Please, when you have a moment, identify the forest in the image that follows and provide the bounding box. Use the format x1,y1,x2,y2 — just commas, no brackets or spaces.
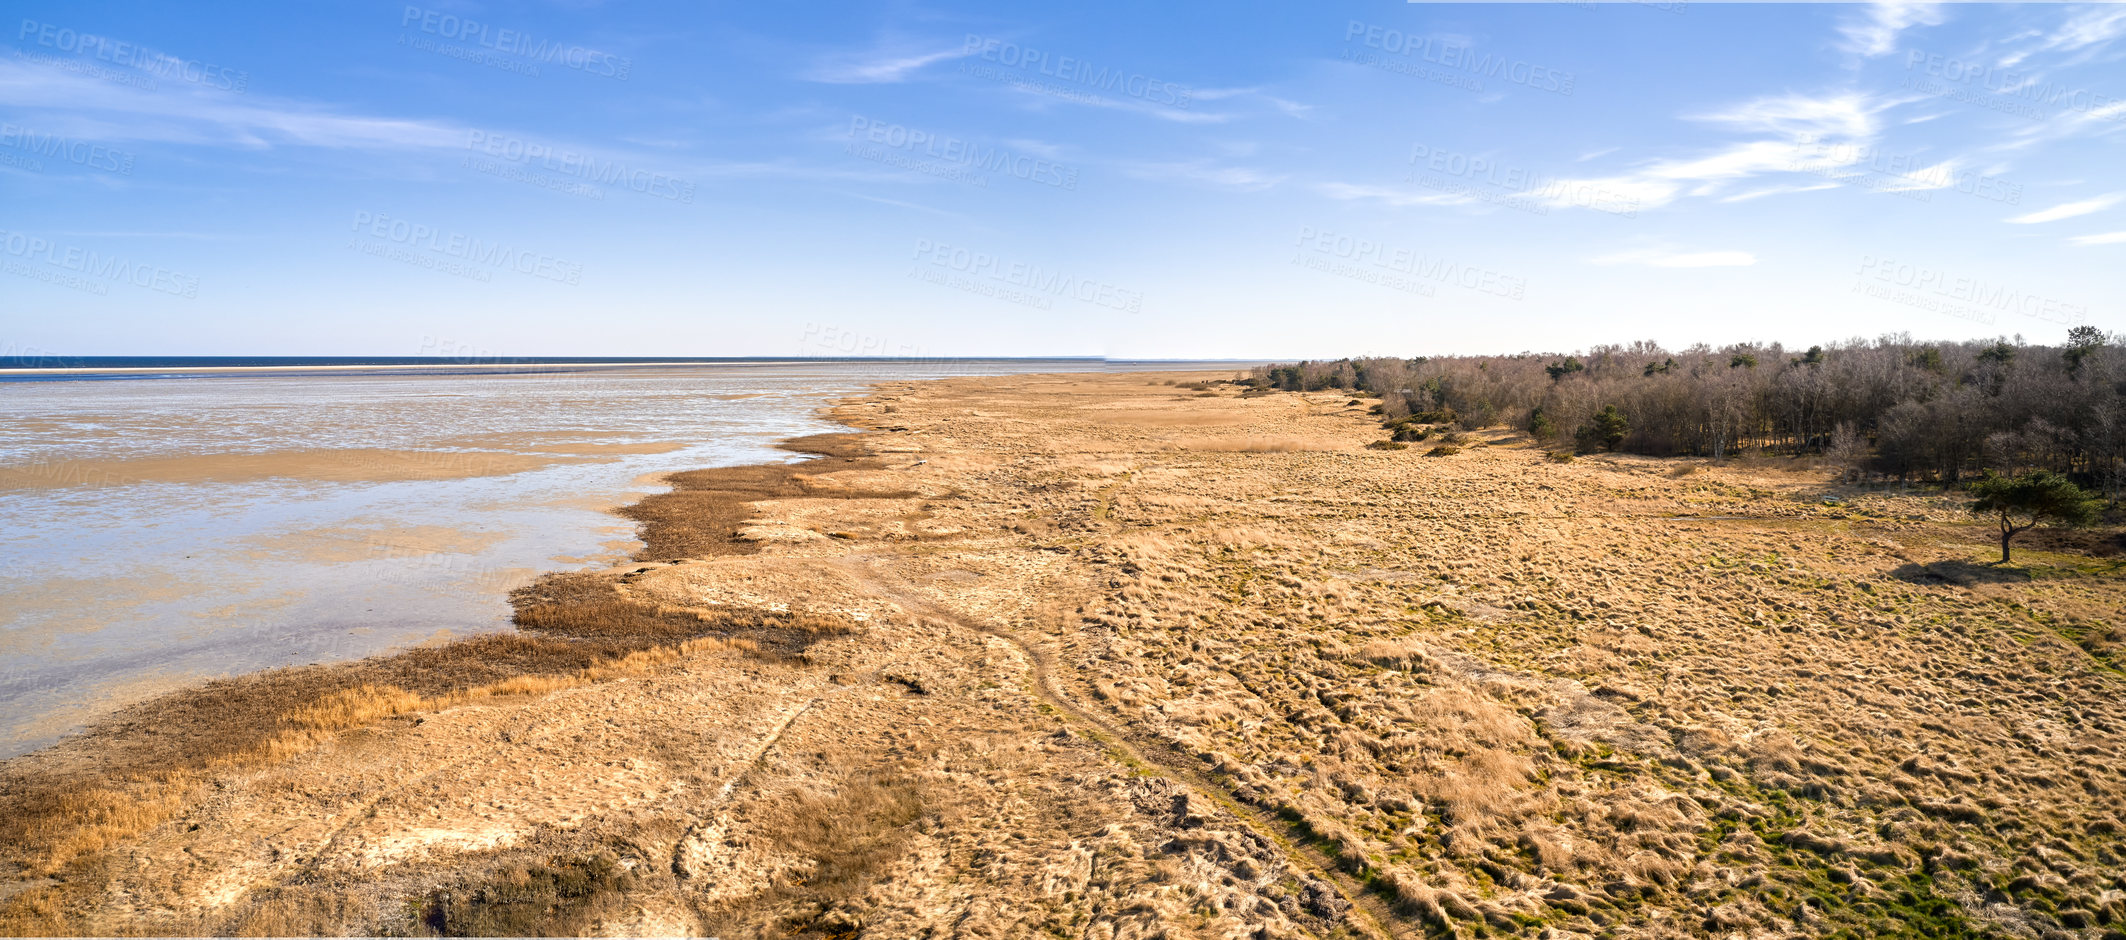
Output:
1252,328,2125,498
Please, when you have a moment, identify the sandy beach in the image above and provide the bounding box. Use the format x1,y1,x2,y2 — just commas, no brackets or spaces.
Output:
4,371,2123,938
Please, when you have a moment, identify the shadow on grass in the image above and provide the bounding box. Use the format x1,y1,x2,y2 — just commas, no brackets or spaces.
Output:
1890,560,2032,586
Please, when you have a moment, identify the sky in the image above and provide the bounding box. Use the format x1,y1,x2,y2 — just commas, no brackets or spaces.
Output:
0,1,2120,359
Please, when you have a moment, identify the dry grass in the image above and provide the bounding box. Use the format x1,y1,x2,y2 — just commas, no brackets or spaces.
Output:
1167,435,1343,453
625,437,914,560
0,631,743,890
414,852,637,937
698,768,930,937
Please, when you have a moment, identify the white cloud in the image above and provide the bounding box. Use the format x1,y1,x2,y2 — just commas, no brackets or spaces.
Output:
1534,136,1857,212
1263,96,1315,118
0,58,464,150
1313,182,1473,208
804,43,970,84
999,83,1231,124
2047,6,2126,53
0,56,884,188
1692,92,1890,141
2068,231,2126,246
2007,193,2123,223
1837,1,1944,58
1591,248,1758,268
1124,161,1282,191
1719,182,1840,203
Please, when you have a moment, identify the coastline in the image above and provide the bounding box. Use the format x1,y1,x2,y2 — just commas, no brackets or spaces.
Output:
5,370,2123,938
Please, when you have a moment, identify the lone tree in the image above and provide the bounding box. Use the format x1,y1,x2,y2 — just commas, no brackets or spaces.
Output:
1967,470,2101,563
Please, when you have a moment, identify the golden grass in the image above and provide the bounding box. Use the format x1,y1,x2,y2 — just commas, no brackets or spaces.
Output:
0,631,775,902
1166,435,1344,453
698,768,930,936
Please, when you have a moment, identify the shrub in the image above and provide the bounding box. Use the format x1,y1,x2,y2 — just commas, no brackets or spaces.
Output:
1576,405,1629,452
1528,407,1557,440
1366,441,1408,451
1546,451,1576,463
1426,444,1463,457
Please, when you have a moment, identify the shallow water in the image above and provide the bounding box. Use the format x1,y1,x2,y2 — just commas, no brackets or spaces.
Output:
0,360,1121,757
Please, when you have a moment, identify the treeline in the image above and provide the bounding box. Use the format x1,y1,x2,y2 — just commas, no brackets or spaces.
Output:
1253,329,2126,496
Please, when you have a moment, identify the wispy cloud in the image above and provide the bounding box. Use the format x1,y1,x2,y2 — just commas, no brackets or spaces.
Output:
2068,231,2126,246
998,83,1231,124
2045,6,2126,53
1123,161,1283,192
1591,248,1758,268
0,58,463,150
1719,182,1840,203
1263,96,1315,118
1837,1,1944,58
834,191,971,222
1313,181,1472,208
1692,92,1891,141
1534,137,1857,212
804,42,971,84
2007,193,2123,224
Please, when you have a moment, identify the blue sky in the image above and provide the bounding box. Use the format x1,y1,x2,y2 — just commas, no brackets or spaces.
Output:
0,1,2120,358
